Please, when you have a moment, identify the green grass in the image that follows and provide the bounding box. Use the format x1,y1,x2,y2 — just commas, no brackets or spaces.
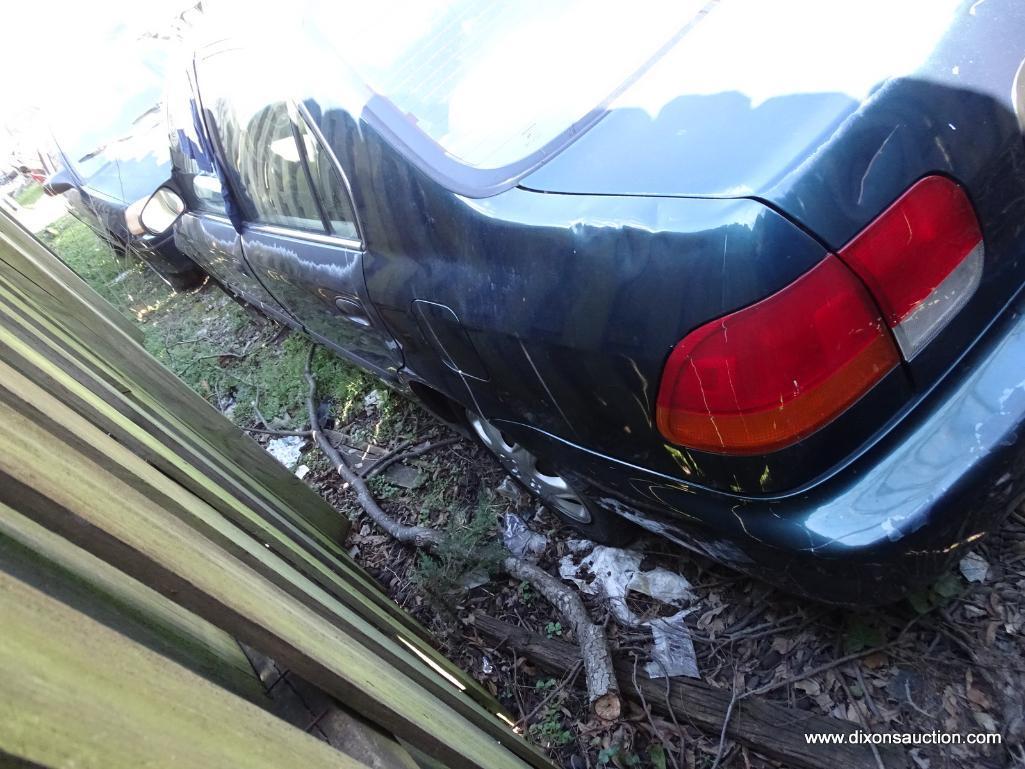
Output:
38,215,163,315
38,215,383,430
13,182,44,208
148,323,373,428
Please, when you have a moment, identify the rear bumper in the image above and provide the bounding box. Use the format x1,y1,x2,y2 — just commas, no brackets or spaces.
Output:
503,290,1025,604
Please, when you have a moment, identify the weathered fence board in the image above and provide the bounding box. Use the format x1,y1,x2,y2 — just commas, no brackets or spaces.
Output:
0,209,144,343
0,207,555,769
0,501,264,703
0,568,372,769
0,358,546,769
0,263,349,546
0,277,499,712
0,206,499,708
0,215,346,547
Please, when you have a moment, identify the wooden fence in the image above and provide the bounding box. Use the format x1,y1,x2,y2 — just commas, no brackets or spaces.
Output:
0,208,555,769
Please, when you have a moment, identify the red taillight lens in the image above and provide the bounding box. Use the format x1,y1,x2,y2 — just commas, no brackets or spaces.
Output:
838,175,983,359
656,256,899,454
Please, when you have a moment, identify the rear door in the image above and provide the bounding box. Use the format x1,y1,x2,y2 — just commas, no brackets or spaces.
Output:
197,50,402,377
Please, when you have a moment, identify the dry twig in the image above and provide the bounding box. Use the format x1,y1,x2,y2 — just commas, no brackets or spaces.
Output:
242,426,313,438
301,344,621,717
363,437,459,480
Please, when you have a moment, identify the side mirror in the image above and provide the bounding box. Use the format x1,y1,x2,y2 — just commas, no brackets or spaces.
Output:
42,169,75,196
139,187,186,235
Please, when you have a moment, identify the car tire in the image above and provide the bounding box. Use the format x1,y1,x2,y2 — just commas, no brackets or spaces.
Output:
465,409,637,546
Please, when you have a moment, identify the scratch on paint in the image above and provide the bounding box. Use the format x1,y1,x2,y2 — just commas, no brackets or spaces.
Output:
688,357,726,449
857,125,900,205
519,339,576,435
628,357,654,427
730,503,765,544
664,444,695,476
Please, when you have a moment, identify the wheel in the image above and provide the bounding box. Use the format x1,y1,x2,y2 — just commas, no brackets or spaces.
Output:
466,410,636,546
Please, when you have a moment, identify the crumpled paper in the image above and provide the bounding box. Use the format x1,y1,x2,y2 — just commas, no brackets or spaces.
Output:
502,513,548,560
559,543,699,678
266,435,304,469
959,551,990,583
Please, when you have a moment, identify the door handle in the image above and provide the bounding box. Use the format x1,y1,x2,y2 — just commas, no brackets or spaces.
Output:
333,296,372,327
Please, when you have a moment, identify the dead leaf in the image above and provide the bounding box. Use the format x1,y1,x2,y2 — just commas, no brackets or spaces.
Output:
795,679,821,696
967,686,992,709
963,604,988,619
959,552,990,583
862,652,889,669
973,711,999,732
942,685,959,717
985,620,998,645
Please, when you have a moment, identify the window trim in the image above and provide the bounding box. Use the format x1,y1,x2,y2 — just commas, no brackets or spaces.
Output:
287,102,333,235
199,212,233,226
188,57,238,219
244,221,362,251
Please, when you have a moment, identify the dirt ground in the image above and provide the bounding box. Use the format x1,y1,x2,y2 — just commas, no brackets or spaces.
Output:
37,214,1025,769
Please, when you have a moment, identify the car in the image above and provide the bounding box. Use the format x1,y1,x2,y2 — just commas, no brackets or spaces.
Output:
136,0,1025,604
43,107,204,291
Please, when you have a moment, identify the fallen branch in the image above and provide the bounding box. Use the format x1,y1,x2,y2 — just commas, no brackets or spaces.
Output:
630,654,682,769
195,330,275,364
360,438,415,478
709,682,739,769
195,351,247,362
363,437,460,480
242,426,313,438
303,348,441,550
473,615,903,769
502,556,620,720
301,345,621,719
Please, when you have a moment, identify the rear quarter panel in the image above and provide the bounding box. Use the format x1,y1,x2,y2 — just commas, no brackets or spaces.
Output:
308,110,909,495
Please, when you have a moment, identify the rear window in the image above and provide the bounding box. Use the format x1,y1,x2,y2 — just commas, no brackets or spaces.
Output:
311,1,702,171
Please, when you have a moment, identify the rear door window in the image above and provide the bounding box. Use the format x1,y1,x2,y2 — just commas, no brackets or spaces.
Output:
199,51,325,232
213,98,325,231
295,117,359,241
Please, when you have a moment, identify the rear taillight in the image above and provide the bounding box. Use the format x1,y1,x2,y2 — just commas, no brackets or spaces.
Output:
656,256,899,455
656,175,983,455
838,175,983,359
